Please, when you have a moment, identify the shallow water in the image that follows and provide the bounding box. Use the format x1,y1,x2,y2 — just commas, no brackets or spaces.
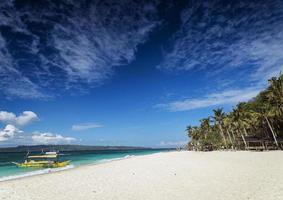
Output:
0,149,169,181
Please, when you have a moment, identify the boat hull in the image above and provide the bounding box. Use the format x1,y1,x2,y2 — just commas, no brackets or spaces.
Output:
14,160,70,168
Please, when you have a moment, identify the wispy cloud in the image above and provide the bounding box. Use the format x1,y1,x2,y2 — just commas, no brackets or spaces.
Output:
157,87,261,112
72,122,103,131
158,0,283,83
0,34,45,99
0,0,160,98
156,1,283,112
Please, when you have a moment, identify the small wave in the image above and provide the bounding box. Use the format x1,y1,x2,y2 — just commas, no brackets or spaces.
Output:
95,154,135,164
96,158,122,163
0,165,74,182
124,155,135,159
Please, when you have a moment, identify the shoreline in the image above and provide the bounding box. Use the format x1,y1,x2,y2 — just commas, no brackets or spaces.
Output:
1,151,283,200
0,151,170,183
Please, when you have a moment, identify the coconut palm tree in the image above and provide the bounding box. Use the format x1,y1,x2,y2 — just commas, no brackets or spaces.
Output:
223,115,234,148
267,76,283,117
256,104,279,148
186,125,193,138
200,117,211,139
212,108,227,148
230,108,248,149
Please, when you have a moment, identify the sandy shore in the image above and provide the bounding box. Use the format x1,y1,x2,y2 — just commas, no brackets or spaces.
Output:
0,151,283,200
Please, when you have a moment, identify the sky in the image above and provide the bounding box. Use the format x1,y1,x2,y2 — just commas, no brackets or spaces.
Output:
0,0,283,147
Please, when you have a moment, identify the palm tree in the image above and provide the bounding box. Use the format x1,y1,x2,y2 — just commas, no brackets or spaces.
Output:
223,115,234,148
267,76,283,117
256,104,279,148
186,125,193,138
200,117,211,139
212,108,227,148
186,125,202,148
236,103,255,136
230,108,247,149
265,75,283,147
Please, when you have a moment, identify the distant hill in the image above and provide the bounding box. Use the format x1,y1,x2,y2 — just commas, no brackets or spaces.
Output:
0,145,152,153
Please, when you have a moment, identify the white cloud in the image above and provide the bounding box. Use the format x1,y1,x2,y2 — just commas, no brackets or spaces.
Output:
31,132,76,144
0,110,77,145
159,140,187,147
0,111,38,126
0,124,23,142
158,0,283,84
0,111,15,123
72,123,103,131
157,87,261,112
0,0,160,98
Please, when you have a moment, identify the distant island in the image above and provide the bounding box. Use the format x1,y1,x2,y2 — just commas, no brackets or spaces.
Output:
0,145,153,153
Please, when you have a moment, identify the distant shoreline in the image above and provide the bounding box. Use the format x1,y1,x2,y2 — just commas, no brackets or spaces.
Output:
0,144,171,153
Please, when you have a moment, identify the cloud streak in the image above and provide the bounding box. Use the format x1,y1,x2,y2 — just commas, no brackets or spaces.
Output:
72,123,103,131
156,1,283,112
157,87,261,112
0,0,160,98
158,0,283,83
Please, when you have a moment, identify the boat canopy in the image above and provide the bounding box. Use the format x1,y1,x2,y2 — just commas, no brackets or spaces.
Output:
28,154,58,159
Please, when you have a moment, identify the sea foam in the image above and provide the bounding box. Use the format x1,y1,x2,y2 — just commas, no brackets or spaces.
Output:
0,165,74,182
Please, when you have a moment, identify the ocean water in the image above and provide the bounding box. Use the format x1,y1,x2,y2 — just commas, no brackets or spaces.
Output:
0,149,170,181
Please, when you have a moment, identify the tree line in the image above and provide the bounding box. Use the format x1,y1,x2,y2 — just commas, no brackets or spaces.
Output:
186,74,283,151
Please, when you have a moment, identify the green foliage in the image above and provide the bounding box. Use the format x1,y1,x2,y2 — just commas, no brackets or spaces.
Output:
203,130,223,148
186,74,283,150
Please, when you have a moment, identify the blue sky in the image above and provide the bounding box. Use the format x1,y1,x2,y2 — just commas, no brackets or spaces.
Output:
0,0,283,147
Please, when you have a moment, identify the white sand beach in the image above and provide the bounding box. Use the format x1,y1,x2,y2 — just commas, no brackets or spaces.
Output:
0,151,283,200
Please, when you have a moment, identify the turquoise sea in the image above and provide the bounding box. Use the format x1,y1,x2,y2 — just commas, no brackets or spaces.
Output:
0,149,170,181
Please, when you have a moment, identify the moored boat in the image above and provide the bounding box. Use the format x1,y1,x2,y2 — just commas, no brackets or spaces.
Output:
12,151,70,168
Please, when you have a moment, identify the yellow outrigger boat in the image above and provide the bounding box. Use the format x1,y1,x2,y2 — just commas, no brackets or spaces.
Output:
13,151,70,168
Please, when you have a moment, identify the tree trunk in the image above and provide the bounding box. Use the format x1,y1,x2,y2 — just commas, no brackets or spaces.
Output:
261,141,266,151
231,129,237,149
226,129,233,149
219,124,227,148
231,129,236,141
264,115,279,148
243,127,248,136
226,129,233,143
241,134,247,150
